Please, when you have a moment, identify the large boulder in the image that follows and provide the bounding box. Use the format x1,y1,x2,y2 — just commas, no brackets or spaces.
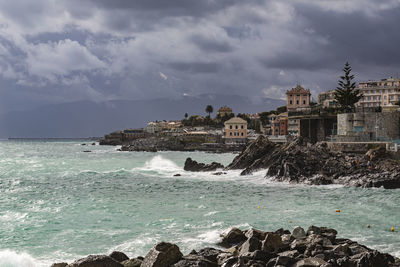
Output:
292,226,306,239
262,233,282,253
184,158,224,172
109,251,129,262
218,227,247,247
141,242,183,267
67,255,123,267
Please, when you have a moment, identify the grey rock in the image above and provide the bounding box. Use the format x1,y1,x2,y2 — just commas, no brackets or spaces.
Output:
121,258,142,267
109,251,129,262
262,233,282,253
51,264,68,267
292,257,328,267
239,237,262,255
292,227,306,239
218,228,247,247
67,255,123,267
141,242,182,267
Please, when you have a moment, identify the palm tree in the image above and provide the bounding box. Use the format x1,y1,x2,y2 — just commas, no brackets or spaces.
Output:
334,62,363,112
205,105,214,117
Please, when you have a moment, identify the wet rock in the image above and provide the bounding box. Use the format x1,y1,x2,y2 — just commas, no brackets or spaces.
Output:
172,254,217,267
245,228,268,241
197,248,224,263
184,158,224,172
109,251,129,262
293,257,328,267
121,258,142,267
173,174,181,177
141,242,182,267
218,228,247,248
266,256,297,267
51,263,68,267
67,255,123,267
239,237,262,255
262,233,282,253
212,172,227,175
292,226,306,239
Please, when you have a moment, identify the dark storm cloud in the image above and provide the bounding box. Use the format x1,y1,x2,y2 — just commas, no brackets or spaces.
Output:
263,2,400,72
0,0,400,119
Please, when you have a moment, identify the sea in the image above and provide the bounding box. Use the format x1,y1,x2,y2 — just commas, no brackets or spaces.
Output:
0,140,399,266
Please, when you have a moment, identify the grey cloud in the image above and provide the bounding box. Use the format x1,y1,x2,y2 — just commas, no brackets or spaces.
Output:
169,62,220,74
189,34,234,53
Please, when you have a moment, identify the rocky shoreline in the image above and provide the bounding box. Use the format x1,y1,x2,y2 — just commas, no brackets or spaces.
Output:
51,225,399,267
118,137,246,153
184,136,400,189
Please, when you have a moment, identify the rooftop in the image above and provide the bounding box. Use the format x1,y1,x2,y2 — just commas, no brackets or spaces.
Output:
225,117,247,124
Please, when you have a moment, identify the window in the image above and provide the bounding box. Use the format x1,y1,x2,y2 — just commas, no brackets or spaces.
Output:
230,132,232,136
241,132,244,136
290,100,293,105
241,125,244,129
230,125,232,129
303,100,306,104
297,94,300,97
235,125,238,129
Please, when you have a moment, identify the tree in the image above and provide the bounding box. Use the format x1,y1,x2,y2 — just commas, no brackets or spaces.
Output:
276,106,287,114
184,113,188,119
334,62,363,112
205,105,214,117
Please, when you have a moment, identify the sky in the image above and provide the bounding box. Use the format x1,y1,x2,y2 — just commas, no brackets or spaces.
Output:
1,0,400,115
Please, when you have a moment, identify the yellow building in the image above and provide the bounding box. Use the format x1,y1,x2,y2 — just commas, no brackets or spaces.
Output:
224,117,247,142
286,85,311,111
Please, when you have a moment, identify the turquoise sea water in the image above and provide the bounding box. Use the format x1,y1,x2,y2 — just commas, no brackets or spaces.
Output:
0,140,399,266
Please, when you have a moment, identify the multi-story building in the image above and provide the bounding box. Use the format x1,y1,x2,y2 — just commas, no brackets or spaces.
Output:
318,90,337,108
270,113,288,136
217,106,233,117
224,117,247,142
286,85,311,111
357,77,400,108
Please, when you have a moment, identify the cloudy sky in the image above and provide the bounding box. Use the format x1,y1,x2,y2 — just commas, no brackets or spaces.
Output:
1,0,400,115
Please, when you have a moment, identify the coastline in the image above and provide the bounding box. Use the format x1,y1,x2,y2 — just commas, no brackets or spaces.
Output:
52,225,400,267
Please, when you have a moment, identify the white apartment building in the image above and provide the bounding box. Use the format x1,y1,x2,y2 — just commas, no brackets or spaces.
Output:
357,77,400,107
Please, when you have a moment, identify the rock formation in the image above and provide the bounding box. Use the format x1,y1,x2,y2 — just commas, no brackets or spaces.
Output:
226,136,400,189
184,157,224,172
53,226,400,267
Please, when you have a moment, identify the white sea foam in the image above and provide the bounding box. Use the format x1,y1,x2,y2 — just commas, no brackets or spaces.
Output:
141,155,181,172
0,250,39,267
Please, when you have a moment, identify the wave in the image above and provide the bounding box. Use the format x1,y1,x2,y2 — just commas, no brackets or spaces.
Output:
0,250,39,267
141,155,181,173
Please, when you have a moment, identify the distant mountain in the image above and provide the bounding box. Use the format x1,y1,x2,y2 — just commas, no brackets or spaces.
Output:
0,94,285,138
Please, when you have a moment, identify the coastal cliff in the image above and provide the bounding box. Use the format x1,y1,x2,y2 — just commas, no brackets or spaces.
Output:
226,136,400,189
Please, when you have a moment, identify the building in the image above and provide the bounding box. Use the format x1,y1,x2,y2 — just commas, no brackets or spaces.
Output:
224,117,248,142
336,111,400,142
122,129,146,141
357,77,400,108
286,85,311,111
217,106,233,117
167,121,182,130
146,122,162,134
318,90,337,108
270,113,288,136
